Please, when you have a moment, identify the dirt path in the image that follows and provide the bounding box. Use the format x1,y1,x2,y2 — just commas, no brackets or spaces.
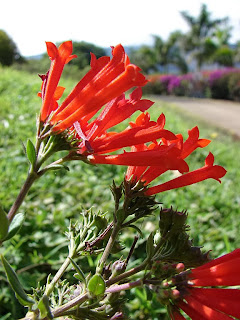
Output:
157,95,240,138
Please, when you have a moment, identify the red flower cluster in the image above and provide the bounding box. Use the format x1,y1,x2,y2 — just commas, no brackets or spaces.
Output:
39,41,226,195
39,41,149,131
90,123,226,195
170,249,240,319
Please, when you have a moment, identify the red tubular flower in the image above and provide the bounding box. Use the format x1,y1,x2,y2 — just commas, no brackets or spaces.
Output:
39,41,226,193
170,249,240,319
87,113,176,154
96,125,225,195
39,41,148,132
40,41,77,121
146,152,226,195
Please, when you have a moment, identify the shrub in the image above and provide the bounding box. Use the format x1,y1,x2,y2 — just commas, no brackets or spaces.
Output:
208,69,240,100
145,68,240,101
227,72,240,101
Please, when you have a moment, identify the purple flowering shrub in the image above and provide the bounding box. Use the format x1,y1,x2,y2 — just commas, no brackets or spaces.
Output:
145,68,240,101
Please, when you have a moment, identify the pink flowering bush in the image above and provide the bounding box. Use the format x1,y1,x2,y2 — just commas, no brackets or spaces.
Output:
145,68,240,100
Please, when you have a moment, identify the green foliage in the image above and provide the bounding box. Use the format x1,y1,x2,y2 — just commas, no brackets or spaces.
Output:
0,30,23,66
210,71,240,100
180,4,230,69
0,67,239,318
0,255,35,307
212,46,234,67
129,45,157,74
130,32,188,75
3,213,25,241
88,274,106,296
69,41,106,70
0,205,9,240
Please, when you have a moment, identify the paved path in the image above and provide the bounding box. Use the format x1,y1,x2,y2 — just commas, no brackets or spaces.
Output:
156,96,240,138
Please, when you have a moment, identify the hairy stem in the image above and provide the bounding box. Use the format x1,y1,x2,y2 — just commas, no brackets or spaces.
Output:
49,292,89,318
7,171,38,223
106,279,143,294
106,259,148,286
44,255,72,297
97,224,121,274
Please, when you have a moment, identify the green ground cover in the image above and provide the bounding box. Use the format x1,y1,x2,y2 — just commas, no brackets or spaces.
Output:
0,66,240,319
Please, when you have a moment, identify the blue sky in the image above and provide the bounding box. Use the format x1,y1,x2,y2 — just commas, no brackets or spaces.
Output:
1,0,240,56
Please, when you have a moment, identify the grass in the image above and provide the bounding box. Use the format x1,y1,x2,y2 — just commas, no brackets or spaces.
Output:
0,66,240,319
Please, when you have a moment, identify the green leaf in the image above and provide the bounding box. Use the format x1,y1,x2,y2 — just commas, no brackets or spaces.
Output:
38,295,53,319
26,139,36,165
4,212,24,241
145,285,153,301
146,232,154,259
126,224,143,238
47,164,70,172
0,255,35,307
0,205,9,240
69,257,86,285
87,274,106,296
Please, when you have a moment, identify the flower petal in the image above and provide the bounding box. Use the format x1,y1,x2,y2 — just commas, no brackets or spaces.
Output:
184,294,234,319
146,152,226,195
188,288,240,319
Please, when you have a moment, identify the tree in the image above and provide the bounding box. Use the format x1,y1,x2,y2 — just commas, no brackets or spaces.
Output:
211,46,234,67
153,31,188,74
69,41,106,70
180,4,229,69
129,45,157,74
0,30,22,66
210,25,234,67
129,32,188,75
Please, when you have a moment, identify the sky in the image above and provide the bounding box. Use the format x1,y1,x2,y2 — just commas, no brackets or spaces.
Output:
1,0,240,57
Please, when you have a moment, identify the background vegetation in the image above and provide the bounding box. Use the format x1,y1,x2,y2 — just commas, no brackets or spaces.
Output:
0,66,239,319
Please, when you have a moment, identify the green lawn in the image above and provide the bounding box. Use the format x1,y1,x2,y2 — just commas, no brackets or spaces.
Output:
0,66,239,319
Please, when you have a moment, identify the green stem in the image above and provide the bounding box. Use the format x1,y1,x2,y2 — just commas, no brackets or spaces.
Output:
44,255,72,297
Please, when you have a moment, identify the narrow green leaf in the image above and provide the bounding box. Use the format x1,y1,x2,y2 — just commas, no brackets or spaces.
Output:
4,212,24,241
146,232,154,259
0,255,35,306
69,257,86,285
87,274,105,296
46,164,70,172
38,295,53,319
26,139,36,165
0,205,9,240
127,224,143,238
145,285,153,301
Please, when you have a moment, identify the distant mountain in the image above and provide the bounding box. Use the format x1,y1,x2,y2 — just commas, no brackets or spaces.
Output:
25,54,44,60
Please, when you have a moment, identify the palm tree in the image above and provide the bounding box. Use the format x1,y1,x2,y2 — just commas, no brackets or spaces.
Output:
180,4,229,69
153,31,188,74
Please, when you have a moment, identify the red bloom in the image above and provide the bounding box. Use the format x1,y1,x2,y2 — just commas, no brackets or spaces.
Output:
39,41,77,121
170,249,240,320
146,152,226,195
39,41,148,133
86,112,177,155
89,125,226,194
39,41,226,193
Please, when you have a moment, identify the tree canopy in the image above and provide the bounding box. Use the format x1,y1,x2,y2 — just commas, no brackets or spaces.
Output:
0,30,22,66
180,4,231,69
69,41,107,69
